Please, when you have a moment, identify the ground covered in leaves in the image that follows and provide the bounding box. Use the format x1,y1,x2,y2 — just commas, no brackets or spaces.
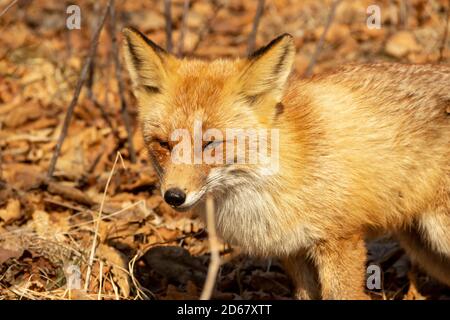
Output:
1,0,450,300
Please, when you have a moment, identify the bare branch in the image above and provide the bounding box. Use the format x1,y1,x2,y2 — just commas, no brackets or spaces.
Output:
47,0,112,179
438,0,450,63
83,2,119,144
247,0,265,55
0,123,3,182
190,0,225,54
164,0,173,53
109,0,137,163
398,0,409,30
200,195,221,300
177,0,190,57
84,152,125,291
86,1,101,99
91,98,121,143
304,0,342,77
0,0,18,19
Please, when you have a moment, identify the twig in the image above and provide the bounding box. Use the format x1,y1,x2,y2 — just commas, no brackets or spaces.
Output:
304,0,342,77
84,152,126,291
86,59,95,100
128,253,153,300
0,0,18,19
65,28,72,59
0,123,3,181
398,0,409,30
86,1,101,99
200,195,221,300
91,98,121,143
164,0,173,53
84,2,120,144
109,273,120,300
47,0,112,179
247,0,265,55
190,0,225,54
97,260,104,300
90,53,121,144
177,0,190,57
109,0,137,163
438,0,450,63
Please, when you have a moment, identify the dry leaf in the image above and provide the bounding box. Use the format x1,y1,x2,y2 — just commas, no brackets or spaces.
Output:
97,244,130,298
0,198,22,224
0,247,23,264
385,31,421,58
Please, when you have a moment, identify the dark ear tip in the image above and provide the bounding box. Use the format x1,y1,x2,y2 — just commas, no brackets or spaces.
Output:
248,33,295,59
121,27,167,55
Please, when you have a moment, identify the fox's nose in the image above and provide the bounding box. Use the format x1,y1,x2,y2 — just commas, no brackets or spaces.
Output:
164,188,186,207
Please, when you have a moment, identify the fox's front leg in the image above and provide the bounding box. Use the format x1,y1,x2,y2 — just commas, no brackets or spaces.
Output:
282,250,320,299
311,234,369,300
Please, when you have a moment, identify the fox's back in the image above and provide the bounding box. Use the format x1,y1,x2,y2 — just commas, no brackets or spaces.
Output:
281,63,450,228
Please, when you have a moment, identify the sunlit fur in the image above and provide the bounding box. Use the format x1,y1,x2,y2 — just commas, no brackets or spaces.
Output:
123,27,450,299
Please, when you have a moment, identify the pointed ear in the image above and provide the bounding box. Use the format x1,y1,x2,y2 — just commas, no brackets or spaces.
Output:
239,34,295,102
122,27,174,93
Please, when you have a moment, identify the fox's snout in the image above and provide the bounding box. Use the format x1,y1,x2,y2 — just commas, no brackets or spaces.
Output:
163,187,186,207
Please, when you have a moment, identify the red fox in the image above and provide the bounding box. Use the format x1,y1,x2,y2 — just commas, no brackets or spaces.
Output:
122,27,450,299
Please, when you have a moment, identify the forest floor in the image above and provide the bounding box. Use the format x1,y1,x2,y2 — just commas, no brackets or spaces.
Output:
1,0,450,299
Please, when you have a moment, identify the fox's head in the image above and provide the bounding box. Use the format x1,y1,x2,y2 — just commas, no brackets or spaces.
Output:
122,27,295,210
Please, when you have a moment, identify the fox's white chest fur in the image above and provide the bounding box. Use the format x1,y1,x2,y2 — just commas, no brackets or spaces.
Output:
198,171,322,257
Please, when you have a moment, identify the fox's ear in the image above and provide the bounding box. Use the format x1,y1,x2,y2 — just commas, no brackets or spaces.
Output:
239,34,295,102
122,27,173,93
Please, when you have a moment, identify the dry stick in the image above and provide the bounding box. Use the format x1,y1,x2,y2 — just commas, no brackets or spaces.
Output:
247,0,265,55
0,0,17,19
98,260,104,300
85,3,120,144
84,152,125,291
47,0,112,179
190,0,225,54
438,0,450,63
0,147,3,182
177,0,190,57
0,123,3,181
398,0,409,30
85,52,121,143
91,99,121,143
86,1,101,99
200,195,221,300
109,0,137,163
94,53,121,144
304,0,342,77
65,29,72,59
164,0,173,53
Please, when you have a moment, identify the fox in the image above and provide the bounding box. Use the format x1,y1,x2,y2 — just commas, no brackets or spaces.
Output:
122,27,450,299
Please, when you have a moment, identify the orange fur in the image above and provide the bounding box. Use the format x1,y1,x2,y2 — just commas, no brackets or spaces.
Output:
123,28,450,299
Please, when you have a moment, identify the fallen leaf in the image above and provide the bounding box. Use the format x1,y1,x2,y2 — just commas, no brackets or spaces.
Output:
0,247,23,264
46,181,95,207
97,244,130,298
0,198,22,224
385,31,421,58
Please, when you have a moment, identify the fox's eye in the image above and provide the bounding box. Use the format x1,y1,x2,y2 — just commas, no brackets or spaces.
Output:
159,140,170,150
